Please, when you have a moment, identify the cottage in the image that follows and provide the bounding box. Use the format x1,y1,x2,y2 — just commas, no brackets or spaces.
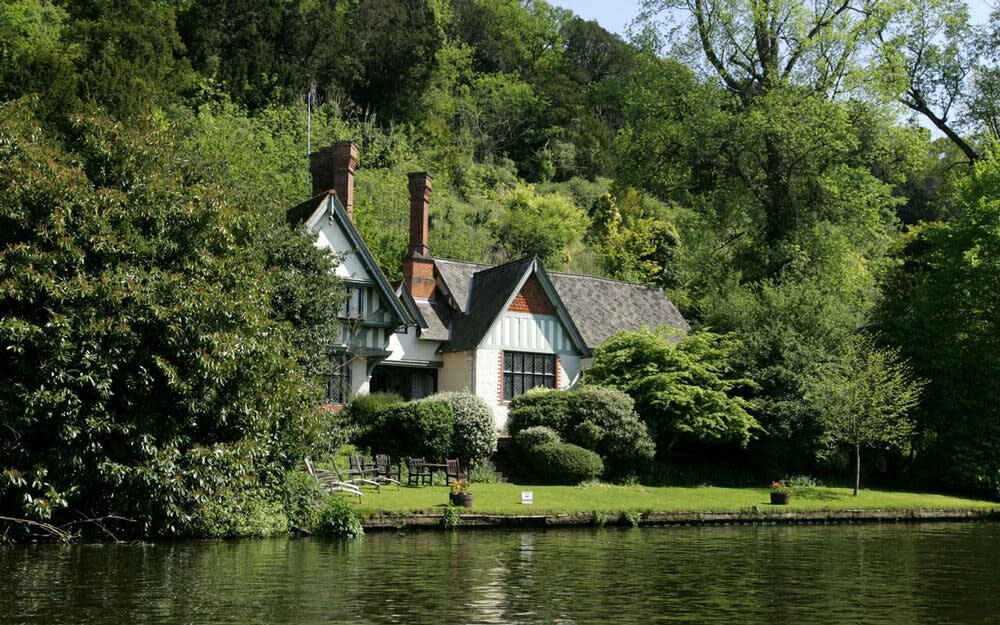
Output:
288,142,689,431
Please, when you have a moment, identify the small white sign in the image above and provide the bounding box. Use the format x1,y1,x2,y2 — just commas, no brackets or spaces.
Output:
521,491,534,505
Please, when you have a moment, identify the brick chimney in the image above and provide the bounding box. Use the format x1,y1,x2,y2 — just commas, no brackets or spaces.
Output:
403,172,435,299
309,141,358,220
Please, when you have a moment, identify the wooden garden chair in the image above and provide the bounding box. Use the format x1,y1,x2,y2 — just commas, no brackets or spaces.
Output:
407,457,432,486
304,457,362,499
371,454,401,489
445,458,469,485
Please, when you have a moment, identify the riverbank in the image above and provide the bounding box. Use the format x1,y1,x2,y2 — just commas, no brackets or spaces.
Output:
352,483,999,530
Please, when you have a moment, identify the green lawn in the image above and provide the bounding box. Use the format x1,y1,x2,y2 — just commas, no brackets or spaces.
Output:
352,482,997,517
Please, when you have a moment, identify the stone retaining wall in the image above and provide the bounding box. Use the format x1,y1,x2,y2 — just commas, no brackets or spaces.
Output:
361,507,1000,531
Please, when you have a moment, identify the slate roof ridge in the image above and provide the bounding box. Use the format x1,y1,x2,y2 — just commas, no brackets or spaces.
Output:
434,255,666,291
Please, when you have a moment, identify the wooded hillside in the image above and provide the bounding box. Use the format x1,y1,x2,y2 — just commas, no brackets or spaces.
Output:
2,0,1000,535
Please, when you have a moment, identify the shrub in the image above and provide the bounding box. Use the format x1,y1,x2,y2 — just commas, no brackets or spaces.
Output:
526,442,603,484
509,386,655,480
572,387,656,480
357,401,454,461
188,490,290,538
469,460,504,483
424,392,498,463
515,425,561,450
283,470,325,530
344,392,405,434
507,388,574,435
315,496,364,539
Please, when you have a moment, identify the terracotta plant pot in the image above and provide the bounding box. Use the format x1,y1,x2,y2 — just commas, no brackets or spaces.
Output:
770,491,791,505
449,492,474,507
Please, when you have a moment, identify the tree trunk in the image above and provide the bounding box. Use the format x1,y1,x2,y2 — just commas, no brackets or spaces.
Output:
853,442,860,497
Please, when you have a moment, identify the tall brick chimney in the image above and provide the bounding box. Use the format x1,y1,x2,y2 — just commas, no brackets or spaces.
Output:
403,172,435,299
309,141,358,220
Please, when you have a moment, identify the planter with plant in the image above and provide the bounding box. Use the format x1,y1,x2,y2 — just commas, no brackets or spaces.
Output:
449,479,473,507
769,480,791,505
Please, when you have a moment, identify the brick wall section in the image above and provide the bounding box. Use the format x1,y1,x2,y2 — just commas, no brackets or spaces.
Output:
508,275,554,314
555,356,561,390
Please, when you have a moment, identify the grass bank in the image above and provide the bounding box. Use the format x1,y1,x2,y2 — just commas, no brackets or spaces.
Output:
352,482,996,518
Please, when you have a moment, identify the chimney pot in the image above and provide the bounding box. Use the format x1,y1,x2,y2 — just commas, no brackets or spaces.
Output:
309,141,358,221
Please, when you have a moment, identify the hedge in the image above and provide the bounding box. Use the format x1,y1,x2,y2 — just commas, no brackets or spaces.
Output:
356,400,454,461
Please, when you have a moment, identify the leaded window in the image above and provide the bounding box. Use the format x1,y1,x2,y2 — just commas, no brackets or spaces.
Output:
503,351,556,401
326,353,352,404
341,286,365,319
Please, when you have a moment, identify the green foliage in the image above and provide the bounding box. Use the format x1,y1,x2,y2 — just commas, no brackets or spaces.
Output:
344,392,406,433
188,490,290,538
514,425,562,450
876,154,1000,495
315,496,364,539
0,102,326,534
468,460,504,484
441,504,460,529
356,401,454,462
508,389,575,433
424,391,498,463
808,335,924,494
508,387,655,479
525,442,604,485
621,510,642,527
283,470,326,530
585,329,759,451
495,185,589,268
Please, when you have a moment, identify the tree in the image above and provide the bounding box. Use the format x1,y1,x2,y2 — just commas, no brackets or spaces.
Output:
0,102,329,536
875,152,1000,496
494,185,588,268
870,0,983,162
808,336,923,496
584,328,759,451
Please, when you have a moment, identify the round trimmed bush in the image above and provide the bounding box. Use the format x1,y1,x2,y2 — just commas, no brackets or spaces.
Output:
527,442,603,484
514,425,561,450
507,388,574,435
424,392,498,463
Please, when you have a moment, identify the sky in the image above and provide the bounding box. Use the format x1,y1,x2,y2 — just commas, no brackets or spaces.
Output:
553,0,995,38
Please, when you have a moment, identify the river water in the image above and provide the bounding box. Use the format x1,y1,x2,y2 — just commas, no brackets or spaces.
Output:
2,523,998,624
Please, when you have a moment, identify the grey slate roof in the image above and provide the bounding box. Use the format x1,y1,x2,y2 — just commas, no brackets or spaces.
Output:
415,299,451,341
432,258,689,351
548,271,689,346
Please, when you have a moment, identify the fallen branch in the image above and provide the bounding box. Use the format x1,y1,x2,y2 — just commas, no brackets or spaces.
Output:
0,516,75,542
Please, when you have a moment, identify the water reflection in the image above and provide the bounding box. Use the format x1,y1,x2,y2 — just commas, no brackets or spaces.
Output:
2,524,999,624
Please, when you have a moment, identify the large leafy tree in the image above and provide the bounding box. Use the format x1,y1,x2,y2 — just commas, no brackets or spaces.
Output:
585,329,759,452
0,102,335,535
875,153,1000,496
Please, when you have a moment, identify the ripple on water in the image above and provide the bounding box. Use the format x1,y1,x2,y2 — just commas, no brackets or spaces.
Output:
2,523,999,625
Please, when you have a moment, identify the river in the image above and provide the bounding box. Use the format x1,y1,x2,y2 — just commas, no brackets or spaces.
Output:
2,523,998,624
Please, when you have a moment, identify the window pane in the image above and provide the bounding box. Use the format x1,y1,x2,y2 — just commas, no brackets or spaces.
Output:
504,352,513,372
504,374,513,401
543,356,553,374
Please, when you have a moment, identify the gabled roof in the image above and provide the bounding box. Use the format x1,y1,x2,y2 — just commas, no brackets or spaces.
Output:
287,191,410,327
432,257,689,350
440,257,590,356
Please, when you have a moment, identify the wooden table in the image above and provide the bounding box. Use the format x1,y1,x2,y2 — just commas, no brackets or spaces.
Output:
424,463,447,486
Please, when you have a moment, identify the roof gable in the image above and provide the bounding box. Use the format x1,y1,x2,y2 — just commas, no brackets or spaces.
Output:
441,257,590,356
288,191,410,327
